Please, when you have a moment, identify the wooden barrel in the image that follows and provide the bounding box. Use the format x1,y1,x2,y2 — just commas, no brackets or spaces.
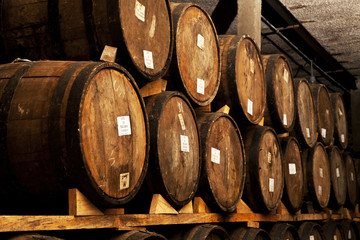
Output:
229,227,271,240
340,220,359,240
298,222,325,240
262,54,295,133
170,224,229,240
331,93,348,149
243,126,283,213
310,84,334,146
322,221,344,240
8,234,63,240
302,142,331,209
292,78,317,148
327,146,347,209
270,223,300,240
212,35,266,125
0,0,173,81
167,3,220,106
110,230,167,240
144,91,200,208
196,112,245,212
343,153,359,207
0,61,149,213
280,136,304,213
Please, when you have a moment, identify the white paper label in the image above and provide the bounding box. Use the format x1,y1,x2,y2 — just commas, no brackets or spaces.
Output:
180,135,190,153
319,167,324,178
247,99,253,116
336,167,340,178
333,236,337,240
321,128,327,139
341,134,345,143
178,114,186,130
283,114,287,126
135,0,146,22
284,68,289,83
211,147,221,164
351,172,354,181
120,172,130,190
197,78,205,95
318,185,322,196
306,128,311,138
326,109,329,115
250,59,255,74
289,163,297,175
309,235,315,240
349,230,352,239
269,178,274,192
117,116,131,136
143,50,154,69
197,34,205,49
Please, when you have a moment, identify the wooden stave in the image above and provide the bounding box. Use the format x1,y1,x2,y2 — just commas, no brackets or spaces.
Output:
298,222,326,240
170,224,229,240
343,152,359,207
167,3,221,106
242,125,284,213
322,221,345,240
0,61,149,212
327,146,347,209
310,84,335,146
229,227,271,240
270,223,300,240
110,230,167,240
262,54,295,133
280,136,304,213
0,0,174,82
144,91,201,209
291,78,318,148
212,35,266,126
196,112,246,212
330,93,348,149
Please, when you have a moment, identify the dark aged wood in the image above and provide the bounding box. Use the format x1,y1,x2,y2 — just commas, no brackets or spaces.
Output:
229,227,271,240
110,230,167,240
196,112,245,212
310,84,334,146
330,93,348,149
0,61,149,213
169,224,229,240
262,54,295,133
0,0,173,82
212,35,266,126
298,222,326,240
292,78,317,148
243,126,284,213
280,136,304,213
302,142,331,210
340,220,359,240
327,146,346,209
270,223,300,240
343,153,359,207
144,91,200,209
322,221,344,240
167,3,220,106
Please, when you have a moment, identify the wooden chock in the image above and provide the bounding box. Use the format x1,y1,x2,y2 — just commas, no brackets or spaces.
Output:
193,197,211,213
247,221,260,228
100,45,117,62
149,194,178,215
140,79,167,98
258,117,264,126
216,105,230,114
179,200,193,214
236,200,254,214
68,188,104,216
278,132,290,138
276,202,290,215
195,104,211,113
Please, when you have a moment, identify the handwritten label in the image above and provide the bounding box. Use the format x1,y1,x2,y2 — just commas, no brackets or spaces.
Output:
180,135,190,153
351,172,354,181
321,128,327,139
120,172,130,190
334,235,337,240
135,0,145,22
117,116,131,136
341,134,345,143
269,178,274,193
318,185,322,196
247,99,253,116
284,68,289,83
289,163,296,175
349,230,352,239
309,235,315,240
197,78,205,95
267,152,272,164
250,59,255,74
143,50,154,69
178,114,186,130
306,128,311,138
336,167,340,178
211,147,221,164
283,114,287,126
319,167,324,178
197,34,205,49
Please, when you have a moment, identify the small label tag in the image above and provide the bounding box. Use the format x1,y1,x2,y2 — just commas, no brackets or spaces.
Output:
339,108,343,116
321,128,327,139
334,235,337,240
289,163,296,175
284,68,289,83
349,230,352,239
318,185,322,196
135,0,146,22
326,109,329,115
250,59,255,74
341,134,345,143
247,99,253,116
319,167,324,178
180,135,190,153
269,178,274,193
120,172,130,190
306,128,311,138
197,78,205,95
267,152,272,164
178,114,186,131
336,167,340,178
283,114,287,126
143,50,154,69
211,147,221,164
310,235,315,240
197,34,205,49
117,116,131,136
351,172,354,181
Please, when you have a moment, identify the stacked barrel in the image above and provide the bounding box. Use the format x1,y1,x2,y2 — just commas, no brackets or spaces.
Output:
0,0,358,222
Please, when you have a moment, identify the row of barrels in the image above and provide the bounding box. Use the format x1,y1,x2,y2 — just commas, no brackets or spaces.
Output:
5,220,360,240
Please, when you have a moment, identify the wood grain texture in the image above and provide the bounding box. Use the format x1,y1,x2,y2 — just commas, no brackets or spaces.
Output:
68,189,104,216
196,112,245,212
213,35,265,126
343,153,359,207
262,54,295,133
330,93,348,149
167,3,220,106
270,223,300,240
